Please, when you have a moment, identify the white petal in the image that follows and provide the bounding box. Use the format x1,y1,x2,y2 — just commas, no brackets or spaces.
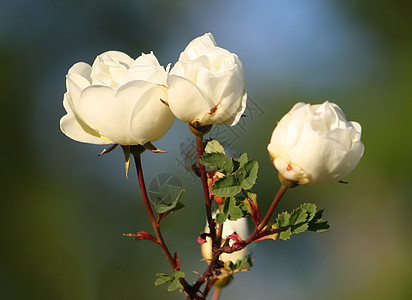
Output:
68,62,92,81
130,86,175,144
123,52,166,84
78,81,160,145
66,72,91,107
180,33,217,60
289,138,348,184
167,75,211,124
90,51,134,87
60,94,110,144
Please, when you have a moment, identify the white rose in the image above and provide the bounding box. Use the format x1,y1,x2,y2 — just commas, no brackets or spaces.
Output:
267,101,364,185
167,33,247,126
60,51,175,146
201,214,249,264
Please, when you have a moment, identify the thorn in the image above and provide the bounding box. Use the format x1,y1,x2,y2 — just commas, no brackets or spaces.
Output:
143,142,167,153
121,146,131,179
98,144,118,156
339,180,349,184
123,233,138,237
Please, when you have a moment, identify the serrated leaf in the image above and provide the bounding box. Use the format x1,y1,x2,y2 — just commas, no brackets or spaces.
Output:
216,197,243,223
235,160,259,190
216,211,228,224
293,223,309,234
301,203,317,222
205,140,225,154
153,189,185,214
212,176,241,197
226,197,242,220
279,228,292,240
234,255,253,271
233,153,248,171
276,212,291,228
308,219,329,232
200,152,233,173
308,210,329,232
289,208,308,225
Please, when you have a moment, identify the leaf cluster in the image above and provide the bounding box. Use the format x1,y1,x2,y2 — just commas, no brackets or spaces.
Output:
201,140,260,223
276,203,329,240
154,271,185,292
201,141,259,198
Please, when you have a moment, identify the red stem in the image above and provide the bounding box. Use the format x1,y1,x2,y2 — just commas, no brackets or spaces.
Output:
246,184,288,243
133,154,195,297
195,136,218,246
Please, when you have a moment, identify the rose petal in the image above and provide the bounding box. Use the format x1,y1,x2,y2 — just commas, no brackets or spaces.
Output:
167,75,212,124
60,93,110,144
78,80,161,145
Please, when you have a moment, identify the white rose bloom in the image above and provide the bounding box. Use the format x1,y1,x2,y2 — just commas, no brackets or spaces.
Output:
201,214,249,264
60,51,175,146
267,101,364,185
167,33,247,126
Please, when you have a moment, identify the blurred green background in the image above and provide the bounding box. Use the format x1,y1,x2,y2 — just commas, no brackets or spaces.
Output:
1,0,411,299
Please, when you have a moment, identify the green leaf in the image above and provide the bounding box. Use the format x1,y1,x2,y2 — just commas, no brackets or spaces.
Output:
301,203,317,222
173,271,185,279
276,203,329,240
154,273,172,286
167,278,181,291
216,197,243,223
215,211,228,224
233,153,248,170
200,152,233,173
235,160,259,190
205,140,225,154
289,207,307,225
153,189,185,214
234,255,253,271
276,211,291,228
212,175,241,197
308,209,329,232
279,228,292,241
293,223,309,234
227,197,243,221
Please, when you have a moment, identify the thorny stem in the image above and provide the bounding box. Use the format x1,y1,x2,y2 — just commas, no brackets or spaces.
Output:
133,154,195,297
247,184,287,243
196,135,218,246
133,149,289,299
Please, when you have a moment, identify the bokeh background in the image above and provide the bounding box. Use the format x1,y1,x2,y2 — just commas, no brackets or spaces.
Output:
1,0,411,299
